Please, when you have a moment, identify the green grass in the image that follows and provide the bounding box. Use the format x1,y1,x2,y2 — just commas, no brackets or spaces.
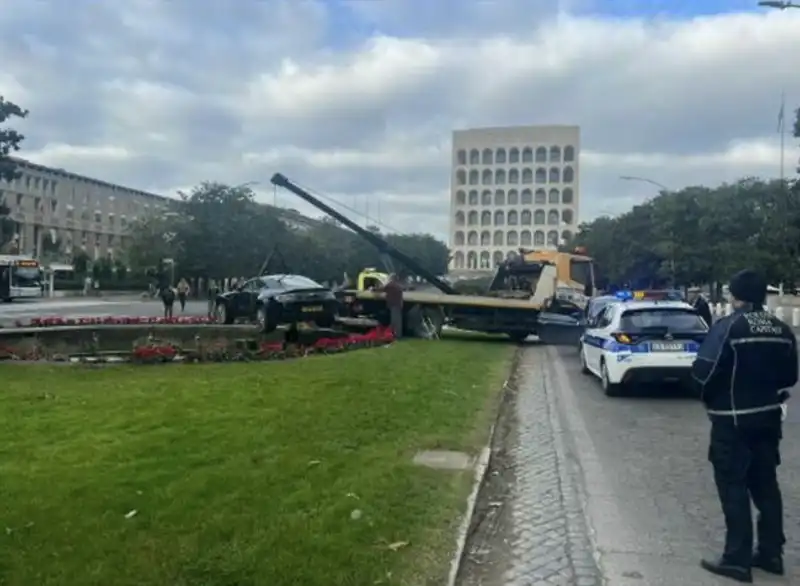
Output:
0,339,513,586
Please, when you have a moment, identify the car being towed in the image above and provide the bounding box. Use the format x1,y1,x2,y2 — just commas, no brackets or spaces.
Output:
215,274,339,332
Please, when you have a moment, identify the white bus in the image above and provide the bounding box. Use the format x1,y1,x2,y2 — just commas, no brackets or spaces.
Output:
0,255,44,301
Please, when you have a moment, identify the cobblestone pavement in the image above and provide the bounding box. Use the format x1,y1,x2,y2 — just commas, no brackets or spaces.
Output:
547,344,800,585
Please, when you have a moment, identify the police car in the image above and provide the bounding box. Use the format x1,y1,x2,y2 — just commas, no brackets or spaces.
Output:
578,291,709,396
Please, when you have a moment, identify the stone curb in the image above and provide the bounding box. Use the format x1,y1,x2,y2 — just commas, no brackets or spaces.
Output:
445,378,510,586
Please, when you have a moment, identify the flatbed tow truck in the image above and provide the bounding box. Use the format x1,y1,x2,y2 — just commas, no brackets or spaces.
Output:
271,173,592,344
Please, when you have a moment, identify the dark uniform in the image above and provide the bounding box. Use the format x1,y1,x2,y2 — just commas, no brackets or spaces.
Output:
693,294,713,328
692,270,797,582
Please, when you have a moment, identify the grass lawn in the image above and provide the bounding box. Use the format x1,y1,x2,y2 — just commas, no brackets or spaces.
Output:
0,338,513,586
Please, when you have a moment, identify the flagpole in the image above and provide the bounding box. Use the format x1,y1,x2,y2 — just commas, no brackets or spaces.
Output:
779,90,786,183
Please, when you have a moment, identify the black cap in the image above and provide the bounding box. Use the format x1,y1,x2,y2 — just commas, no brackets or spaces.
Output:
729,269,767,305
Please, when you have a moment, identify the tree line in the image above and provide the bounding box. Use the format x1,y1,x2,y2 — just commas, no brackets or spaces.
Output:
568,107,800,290
124,182,450,284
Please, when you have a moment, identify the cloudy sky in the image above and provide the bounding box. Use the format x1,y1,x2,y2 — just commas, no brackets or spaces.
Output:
1,0,799,240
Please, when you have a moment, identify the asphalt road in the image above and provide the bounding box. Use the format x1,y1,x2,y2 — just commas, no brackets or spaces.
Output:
0,297,209,327
545,344,800,584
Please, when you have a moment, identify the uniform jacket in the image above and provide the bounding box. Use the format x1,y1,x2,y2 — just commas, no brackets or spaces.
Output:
691,307,797,426
693,296,713,328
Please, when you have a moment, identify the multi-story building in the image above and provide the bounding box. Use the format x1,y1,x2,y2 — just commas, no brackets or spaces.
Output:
0,158,171,260
449,125,581,273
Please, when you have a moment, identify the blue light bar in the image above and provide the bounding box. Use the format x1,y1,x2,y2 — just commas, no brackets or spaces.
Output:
614,290,633,301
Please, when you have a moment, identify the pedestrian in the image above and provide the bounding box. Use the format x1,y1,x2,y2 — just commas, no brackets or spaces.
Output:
692,289,713,328
692,269,797,582
176,278,190,312
160,284,176,319
207,279,220,318
381,273,404,338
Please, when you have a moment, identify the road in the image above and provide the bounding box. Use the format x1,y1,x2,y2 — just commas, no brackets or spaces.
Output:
458,344,800,585
0,298,209,327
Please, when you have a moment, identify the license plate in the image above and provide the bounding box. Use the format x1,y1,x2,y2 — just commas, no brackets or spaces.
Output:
650,342,684,352
302,306,323,312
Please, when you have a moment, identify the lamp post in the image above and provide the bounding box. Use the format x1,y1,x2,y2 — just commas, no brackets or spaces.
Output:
619,175,675,285
758,1,800,8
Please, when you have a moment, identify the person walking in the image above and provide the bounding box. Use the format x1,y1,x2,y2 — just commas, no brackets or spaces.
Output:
381,273,404,338
692,289,713,328
692,269,797,582
176,278,190,312
207,279,220,318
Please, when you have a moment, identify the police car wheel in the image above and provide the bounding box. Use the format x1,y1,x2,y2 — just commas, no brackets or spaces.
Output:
579,344,590,375
600,361,622,397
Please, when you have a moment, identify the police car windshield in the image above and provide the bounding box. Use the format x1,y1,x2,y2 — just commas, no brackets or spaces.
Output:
620,308,707,332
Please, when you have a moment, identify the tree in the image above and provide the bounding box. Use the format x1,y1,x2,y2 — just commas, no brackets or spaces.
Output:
0,96,27,251
122,181,451,285
71,250,91,276
0,96,28,183
571,178,800,290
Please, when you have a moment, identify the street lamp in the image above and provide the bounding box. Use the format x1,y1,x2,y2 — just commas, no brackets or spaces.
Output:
758,1,800,8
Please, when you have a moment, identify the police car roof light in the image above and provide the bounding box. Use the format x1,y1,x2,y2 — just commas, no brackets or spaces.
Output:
614,290,634,301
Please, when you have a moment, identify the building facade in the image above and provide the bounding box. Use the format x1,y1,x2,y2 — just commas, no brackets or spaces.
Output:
0,158,171,260
449,125,581,273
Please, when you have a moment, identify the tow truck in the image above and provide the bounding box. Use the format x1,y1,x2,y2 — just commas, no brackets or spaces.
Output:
270,173,593,343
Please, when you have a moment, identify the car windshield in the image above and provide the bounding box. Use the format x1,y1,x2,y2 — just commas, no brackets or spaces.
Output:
620,308,707,332
588,298,613,319
277,275,323,289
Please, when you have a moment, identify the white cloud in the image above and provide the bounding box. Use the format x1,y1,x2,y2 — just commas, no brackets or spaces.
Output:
1,1,799,242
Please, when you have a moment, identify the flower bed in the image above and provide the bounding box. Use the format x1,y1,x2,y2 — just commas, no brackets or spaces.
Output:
131,326,395,364
15,315,216,328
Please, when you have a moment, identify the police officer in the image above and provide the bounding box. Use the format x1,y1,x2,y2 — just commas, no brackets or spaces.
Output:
692,289,713,328
692,269,796,582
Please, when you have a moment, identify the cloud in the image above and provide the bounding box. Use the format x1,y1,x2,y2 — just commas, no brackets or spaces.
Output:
1,0,799,243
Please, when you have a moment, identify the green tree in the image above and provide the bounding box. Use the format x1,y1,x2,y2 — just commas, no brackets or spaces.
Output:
0,96,28,250
71,250,91,276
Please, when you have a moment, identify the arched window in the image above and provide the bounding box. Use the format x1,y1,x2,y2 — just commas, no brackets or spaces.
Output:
521,189,532,205
507,231,519,246
479,251,491,268
547,210,559,225
548,189,559,204
520,230,532,246
481,148,493,165
494,169,506,185
456,170,466,185
508,169,519,184
563,166,574,183
535,189,546,204
468,211,479,225
455,190,466,205
547,230,559,246
533,210,545,225
454,231,465,245
492,250,504,266
468,190,479,205
533,230,545,246
469,149,479,165
481,190,492,205
468,170,479,185
562,188,574,204
480,230,491,246
455,211,465,226
494,189,505,206
561,229,573,243
535,168,546,184
481,169,492,185
495,148,507,164
453,251,465,269
564,145,575,162
481,211,492,226
457,150,467,165
507,210,518,225
535,146,547,163
549,146,561,162
520,210,532,225
467,230,478,245
521,168,533,184
467,251,478,269
509,148,520,163
493,210,505,226
507,189,519,205
549,167,560,183
522,147,533,163
562,209,574,225
493,230,504,246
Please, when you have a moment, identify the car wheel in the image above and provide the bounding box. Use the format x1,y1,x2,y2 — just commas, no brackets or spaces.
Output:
217,302,233,324
257,304,278,334
579,344,591,375
600,360,622,397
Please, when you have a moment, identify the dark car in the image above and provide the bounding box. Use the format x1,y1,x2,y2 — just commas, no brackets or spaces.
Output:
585,295,618,323
215,274,339,332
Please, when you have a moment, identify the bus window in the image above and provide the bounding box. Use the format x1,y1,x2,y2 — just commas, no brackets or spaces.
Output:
12,265,42,288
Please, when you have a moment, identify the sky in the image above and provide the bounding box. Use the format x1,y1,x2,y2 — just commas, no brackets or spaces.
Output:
1,0,799,241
